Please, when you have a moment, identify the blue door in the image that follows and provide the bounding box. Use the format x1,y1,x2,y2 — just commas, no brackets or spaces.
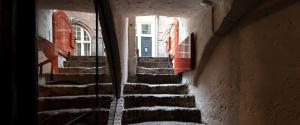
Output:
141,37,152,57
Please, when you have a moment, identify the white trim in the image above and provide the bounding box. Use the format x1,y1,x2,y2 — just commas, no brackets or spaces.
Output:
136,16,156,57
73,25,92,56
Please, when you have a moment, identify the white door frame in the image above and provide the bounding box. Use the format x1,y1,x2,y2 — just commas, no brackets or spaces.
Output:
136,23,156,57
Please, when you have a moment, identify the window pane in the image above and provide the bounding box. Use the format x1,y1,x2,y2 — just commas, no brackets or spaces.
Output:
84,43,91,56
77,31,81,40
84,31,90,41
141,24,151,34
76,43,81,56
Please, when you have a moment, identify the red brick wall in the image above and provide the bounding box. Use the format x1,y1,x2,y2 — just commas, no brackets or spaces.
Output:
53,10,75,58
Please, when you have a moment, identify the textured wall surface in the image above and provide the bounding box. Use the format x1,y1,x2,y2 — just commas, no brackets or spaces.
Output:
238,2,300,125
182,6,239,125
38,9,53,42
184,1,300,125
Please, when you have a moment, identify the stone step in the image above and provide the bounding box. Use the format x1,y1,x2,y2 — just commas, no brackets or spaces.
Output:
128,121,204,125
70,56,106,61
39,83,113,97
64,61,105,67
38,108,109,125
138,57,170,62
128,74,181,84
122,107,201,124
124,83,188,94
39,95,113,111
59,66,107,73
45,73,111,84
138,62,172,68
137,66,174,74
123,94,195,108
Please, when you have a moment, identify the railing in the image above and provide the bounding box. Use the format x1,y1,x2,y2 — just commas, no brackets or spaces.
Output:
38,55,57,81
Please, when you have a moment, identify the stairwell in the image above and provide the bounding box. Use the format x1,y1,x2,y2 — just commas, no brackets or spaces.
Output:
38,56,113,125
123,57,202,125
38,56,202,125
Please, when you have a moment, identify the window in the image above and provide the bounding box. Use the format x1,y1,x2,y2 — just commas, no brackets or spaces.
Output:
141,24,151,34
84,30,90,41
72,25,91,56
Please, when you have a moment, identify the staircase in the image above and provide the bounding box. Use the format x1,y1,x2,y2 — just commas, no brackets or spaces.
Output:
124,57,202,125
38,56,113,125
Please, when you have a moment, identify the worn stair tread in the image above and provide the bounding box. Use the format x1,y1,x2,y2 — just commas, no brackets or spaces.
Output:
123,94,196,108
39,83,113,97
124,106,199,111
123,94,191,97
138,62,172,68
138,57,170,62
137,73,179,76
39,95,113,111
59,66,106,69
46,73,106,75
137,66,173,70
45,80,111,85
122,106,201,124
64,60,105,62
137,66,174,74
124,83,188,94
126,83,187,86
128,73,181,84
44,73,111,84
128,121,204,125
41,83,112,87
64,61,106,67
38,108,109,114
70,56,106,61
39,94,113,99
38,108,109,125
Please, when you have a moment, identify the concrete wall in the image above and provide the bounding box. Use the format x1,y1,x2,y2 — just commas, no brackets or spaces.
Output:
128,17,137,76
181,7,213,83
237,2,300,124
38,9,53,42
110,0,129,93
183,1,300,125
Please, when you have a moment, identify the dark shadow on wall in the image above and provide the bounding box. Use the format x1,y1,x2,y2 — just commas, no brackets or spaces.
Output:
1,0,38,124
193,0,299,84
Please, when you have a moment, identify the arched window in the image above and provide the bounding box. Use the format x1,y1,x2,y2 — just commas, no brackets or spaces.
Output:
72,25,91,56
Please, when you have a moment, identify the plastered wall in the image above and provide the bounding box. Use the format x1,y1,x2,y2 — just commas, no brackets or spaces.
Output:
183,2,300,125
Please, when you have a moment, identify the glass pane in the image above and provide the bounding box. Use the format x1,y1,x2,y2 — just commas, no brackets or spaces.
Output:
76,43,81,56
84,43,91,56
84,31,90,41
141,24,151,34
77,31,81,40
